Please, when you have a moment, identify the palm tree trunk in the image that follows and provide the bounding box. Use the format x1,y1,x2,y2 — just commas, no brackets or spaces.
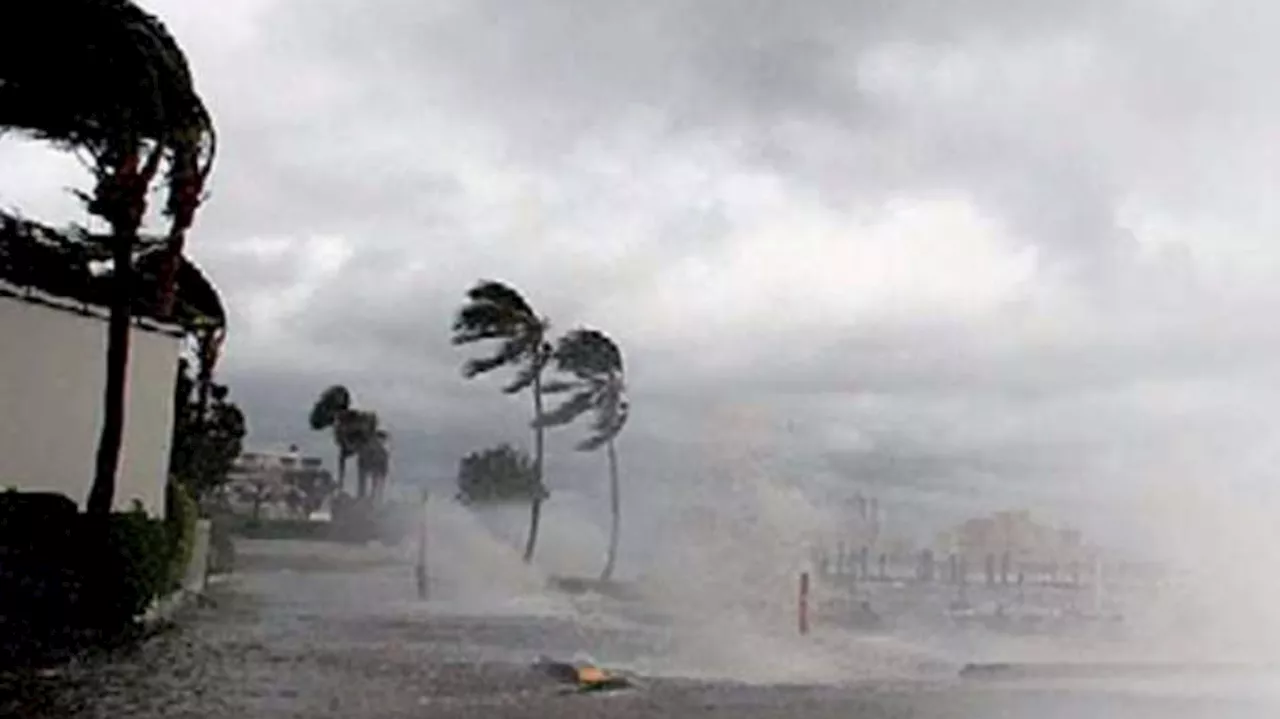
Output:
334,421,346,494
86,238,135,515
601,438,621,581
523,370,545,563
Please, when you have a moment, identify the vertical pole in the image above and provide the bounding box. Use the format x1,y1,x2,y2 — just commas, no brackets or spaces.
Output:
798,571,810,635
415,489,428,600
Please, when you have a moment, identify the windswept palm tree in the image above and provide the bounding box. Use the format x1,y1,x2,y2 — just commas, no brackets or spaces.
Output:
1,0,216,514
452,280,551,563
309,386,356,493
537,329,629,580
309,386,385,500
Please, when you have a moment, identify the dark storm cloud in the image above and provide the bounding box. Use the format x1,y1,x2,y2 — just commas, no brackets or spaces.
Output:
269,0,1145,268
209,0,1280,535
7,0,1280,546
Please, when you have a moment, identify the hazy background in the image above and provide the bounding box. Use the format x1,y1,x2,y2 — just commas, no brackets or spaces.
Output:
6,0,1280,578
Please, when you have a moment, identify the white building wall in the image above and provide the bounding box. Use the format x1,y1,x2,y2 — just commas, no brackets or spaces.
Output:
0,291,182,515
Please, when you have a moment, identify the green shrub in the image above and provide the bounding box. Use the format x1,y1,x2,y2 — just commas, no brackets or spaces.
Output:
75,508,171,632
0,492,81,644
0,491,79,548
0,493,180,664
164,480,199,591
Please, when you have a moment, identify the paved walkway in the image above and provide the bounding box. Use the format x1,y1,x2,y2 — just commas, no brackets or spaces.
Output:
1,539,1277,718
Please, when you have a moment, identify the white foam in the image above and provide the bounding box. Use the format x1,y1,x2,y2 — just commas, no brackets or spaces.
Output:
417,499,576,618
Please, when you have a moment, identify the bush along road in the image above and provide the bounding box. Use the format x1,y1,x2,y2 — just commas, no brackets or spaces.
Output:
0,484,210,670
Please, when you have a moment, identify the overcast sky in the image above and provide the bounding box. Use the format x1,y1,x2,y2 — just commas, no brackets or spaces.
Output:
6,0,1280,558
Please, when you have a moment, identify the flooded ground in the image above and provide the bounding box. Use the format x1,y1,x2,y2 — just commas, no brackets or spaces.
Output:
0,536,1277,717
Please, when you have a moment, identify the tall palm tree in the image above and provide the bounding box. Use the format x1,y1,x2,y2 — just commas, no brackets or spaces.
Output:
537,329,629,580
1,0,216,514
309,386,384,500
452,280,551,563
309,386,356,494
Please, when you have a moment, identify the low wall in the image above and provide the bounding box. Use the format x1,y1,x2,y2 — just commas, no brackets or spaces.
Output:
0,288,183,516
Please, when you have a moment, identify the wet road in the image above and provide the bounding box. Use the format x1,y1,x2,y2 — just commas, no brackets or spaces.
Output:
3,539,1279,718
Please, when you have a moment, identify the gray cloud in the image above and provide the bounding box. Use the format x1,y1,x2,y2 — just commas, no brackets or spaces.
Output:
5,0,1280,557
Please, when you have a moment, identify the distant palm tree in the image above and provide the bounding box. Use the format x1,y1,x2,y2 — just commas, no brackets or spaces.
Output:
537,328,629,580
452,280,552,563
308,385,379,498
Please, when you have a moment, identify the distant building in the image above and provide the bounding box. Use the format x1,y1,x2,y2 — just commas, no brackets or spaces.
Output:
225,445,330,519
935,509,1087,567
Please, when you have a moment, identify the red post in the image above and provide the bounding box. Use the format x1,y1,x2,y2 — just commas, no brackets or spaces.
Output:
799,571,810,635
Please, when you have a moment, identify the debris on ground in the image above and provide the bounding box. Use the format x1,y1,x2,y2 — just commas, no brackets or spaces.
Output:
533,654,635,693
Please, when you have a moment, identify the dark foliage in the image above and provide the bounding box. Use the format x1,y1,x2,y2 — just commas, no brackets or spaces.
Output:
451,280,550,394
0,493,182,666
169,360,246,503
308,386,387,498
0,213,226,328
538,328,629,451
0,0,216,232
1,2,210,137
456,444,547,505
81,508,171,629
308,385,351,431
